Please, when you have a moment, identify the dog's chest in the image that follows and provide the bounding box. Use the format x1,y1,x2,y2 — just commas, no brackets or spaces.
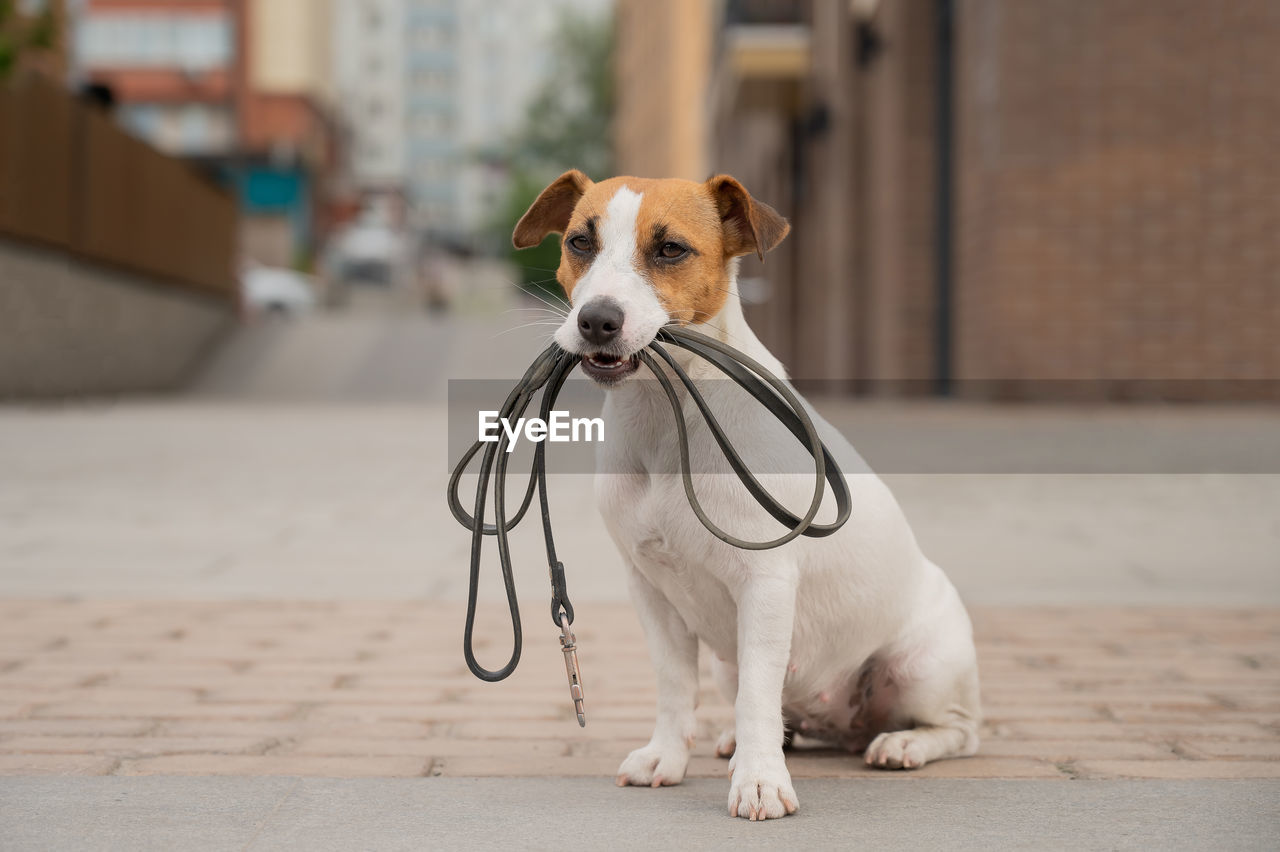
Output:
597,399,738,649
601,471,737,644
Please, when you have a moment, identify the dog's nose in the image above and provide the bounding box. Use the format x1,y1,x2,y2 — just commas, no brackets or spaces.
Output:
577,298,624,348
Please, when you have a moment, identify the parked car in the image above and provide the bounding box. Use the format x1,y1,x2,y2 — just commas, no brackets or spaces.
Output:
240,265,318,319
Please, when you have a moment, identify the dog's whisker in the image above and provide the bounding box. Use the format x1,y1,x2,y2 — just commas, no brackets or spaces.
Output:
499,319,564,331
514,278,571,304
504,305,566,314
504,307,569,320
521,298,570,319
517,287,573,316
490,321,564,341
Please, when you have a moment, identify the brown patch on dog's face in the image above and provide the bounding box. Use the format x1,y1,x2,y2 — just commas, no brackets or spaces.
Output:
630,179,734,325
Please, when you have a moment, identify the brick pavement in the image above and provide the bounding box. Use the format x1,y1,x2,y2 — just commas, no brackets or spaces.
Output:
0,601,1276,780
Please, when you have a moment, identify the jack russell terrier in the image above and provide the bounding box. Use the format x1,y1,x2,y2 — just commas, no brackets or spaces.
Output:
514,171,981,820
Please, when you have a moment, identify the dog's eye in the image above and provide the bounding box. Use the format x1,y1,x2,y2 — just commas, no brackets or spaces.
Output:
568,235,592,253
659,242,687,259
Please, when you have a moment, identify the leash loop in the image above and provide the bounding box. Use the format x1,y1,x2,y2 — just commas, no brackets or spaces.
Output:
447,324,853,723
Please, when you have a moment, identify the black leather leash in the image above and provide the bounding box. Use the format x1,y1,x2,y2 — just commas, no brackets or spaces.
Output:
446,325,852,726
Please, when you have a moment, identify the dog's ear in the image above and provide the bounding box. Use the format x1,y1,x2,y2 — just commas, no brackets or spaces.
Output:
513,170,593,249
705,175,790,261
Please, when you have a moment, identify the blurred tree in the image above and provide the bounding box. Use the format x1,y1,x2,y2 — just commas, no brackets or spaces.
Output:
0,0,57,81
486,9,614,298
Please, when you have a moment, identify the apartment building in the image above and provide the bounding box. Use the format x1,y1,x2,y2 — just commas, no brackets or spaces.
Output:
333,0,408,194
335,0,610,235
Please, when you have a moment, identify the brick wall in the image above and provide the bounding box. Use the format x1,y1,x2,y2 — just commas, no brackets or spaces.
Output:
954,0,1280,393
861,0,939,386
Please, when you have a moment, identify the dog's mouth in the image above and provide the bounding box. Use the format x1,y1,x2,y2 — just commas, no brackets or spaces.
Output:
580,351,641,385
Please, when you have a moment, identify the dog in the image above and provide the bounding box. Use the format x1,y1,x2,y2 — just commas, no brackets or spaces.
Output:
514,171,981,820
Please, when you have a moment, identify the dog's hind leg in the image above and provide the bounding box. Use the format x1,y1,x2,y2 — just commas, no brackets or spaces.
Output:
863,664,981,769
864,602,982,770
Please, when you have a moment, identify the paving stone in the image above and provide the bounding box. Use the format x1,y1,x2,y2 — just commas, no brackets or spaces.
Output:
290,737,570,758
0,754,118,776
32,702,299,721
1076,760,1280,779
0,736,267,756
117,754,430,777
1174,738,1280,759
0,719,155,737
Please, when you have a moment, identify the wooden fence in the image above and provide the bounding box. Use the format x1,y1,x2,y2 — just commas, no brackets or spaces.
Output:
0,75,236,300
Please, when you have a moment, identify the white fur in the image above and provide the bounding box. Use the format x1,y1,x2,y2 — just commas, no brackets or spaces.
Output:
556,185,982,820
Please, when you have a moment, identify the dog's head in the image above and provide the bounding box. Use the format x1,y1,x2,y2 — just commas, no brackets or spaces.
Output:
514,172,789,385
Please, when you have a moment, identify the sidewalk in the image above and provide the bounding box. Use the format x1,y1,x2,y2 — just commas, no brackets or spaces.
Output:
1,600,1276,781
5,777,1277,850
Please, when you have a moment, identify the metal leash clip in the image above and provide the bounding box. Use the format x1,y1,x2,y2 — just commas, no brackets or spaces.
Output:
558,610,586,726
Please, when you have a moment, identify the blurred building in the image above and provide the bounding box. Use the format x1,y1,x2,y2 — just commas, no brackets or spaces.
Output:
334,0,610,237
448,0,611,234
402,0,455,229
239,0,341,267
70,0,340,268
333,0,408,196
616,0,1280,399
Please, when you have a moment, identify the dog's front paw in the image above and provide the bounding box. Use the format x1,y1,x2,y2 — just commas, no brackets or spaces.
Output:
616,740,690,788
727,752,798,820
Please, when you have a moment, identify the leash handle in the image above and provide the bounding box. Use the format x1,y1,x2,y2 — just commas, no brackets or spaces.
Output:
447,326,852,713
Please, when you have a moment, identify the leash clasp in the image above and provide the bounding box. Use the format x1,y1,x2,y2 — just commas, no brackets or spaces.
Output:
558,610,586,727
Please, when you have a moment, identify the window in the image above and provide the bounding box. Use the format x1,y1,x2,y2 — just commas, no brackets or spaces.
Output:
414,110,454,136
79,12,232,71
414,68,452,90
